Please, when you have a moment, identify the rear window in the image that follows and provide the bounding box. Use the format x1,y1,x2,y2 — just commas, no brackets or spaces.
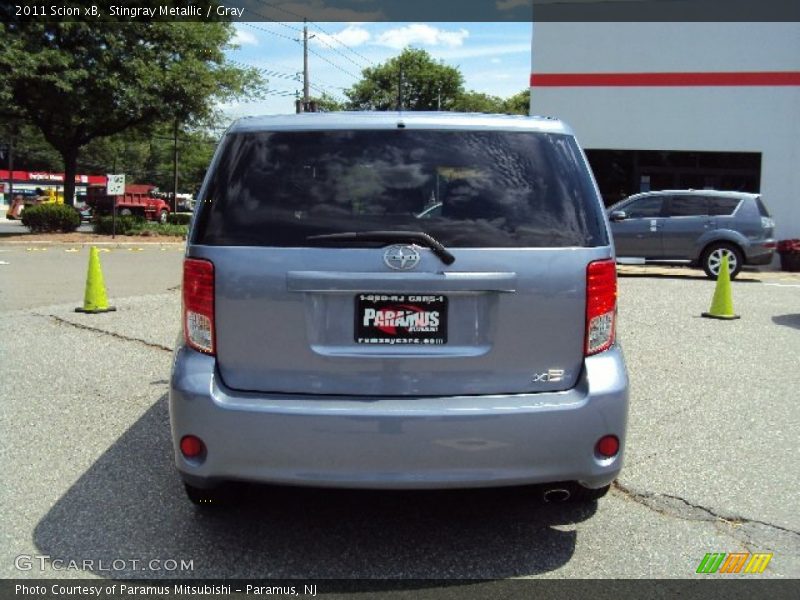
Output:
754,196,771,217
707,196,741,216
193,129,608,248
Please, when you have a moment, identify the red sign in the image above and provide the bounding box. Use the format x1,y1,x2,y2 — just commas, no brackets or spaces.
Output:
0,170,107,185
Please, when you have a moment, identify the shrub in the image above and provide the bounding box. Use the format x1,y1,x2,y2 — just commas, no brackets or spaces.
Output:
92,216,187,237
141,222,188,237
93,215,147,235
21,204,81,233
168,212,193,225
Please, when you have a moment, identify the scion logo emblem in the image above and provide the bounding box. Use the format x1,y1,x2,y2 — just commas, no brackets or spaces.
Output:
383,245,421,271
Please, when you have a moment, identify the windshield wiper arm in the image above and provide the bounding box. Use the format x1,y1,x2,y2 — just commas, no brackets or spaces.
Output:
306,230,455,265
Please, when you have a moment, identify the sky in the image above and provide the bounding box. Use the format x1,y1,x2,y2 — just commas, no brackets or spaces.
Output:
222,22,532,117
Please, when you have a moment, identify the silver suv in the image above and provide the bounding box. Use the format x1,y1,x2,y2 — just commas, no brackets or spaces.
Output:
170,112,629,506
608,190,775,279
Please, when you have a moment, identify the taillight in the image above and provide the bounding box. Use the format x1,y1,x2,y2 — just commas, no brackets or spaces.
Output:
180,435,206,459
595,435,620,458
586,259,617,356
183,258,215,355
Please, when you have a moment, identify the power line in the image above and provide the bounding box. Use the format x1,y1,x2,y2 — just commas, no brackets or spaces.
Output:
309,23,374,70
229,58,300,82
308,82,346,104
247,0,374,74
246,0,375,69
231,57,346,103
242,22,298,43
241,18,362,82
306,46,361,81
241,2,304,32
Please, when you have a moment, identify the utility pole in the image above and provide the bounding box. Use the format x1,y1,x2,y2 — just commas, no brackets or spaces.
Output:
6,126,14,206
172,118,179,213
303,19,310,105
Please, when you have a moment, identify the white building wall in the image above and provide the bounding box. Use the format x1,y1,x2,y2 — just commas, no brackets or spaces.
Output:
530,22,800,239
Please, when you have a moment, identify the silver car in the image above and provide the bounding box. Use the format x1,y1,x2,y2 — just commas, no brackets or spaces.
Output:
608,190,776,279
170,112,629,506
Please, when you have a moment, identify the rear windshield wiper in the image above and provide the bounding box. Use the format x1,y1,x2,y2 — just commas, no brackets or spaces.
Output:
306,230,455,265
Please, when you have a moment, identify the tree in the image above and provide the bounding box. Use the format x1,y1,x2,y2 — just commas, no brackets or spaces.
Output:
310,93,345,112
0,122,62,172
345,48,464,111
451,91,505,114
0,18,264,205
502,89,531,115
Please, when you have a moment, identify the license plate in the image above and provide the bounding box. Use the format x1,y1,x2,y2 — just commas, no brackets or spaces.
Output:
355,294,448,345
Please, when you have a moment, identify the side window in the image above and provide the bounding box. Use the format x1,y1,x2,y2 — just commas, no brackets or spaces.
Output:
667,195,709,217
624,196,663,218
707,196,740,216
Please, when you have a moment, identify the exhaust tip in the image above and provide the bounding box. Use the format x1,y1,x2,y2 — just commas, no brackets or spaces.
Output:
543,488,571,503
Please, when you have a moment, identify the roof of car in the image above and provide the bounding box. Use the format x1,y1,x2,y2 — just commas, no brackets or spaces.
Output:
228,111,572,135
626,190,758,199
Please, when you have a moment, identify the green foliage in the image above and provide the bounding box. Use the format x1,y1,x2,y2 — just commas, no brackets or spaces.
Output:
342,49,531,116
0,18,265,203
451,91,505,114
310,93,344,112
93,215,147,236
502,89,531,115
21,204,81,233
345,48,464,111
140,222,189,237
168,213,193,225
93,216,187,237
0,122,62,171
78,125,216,194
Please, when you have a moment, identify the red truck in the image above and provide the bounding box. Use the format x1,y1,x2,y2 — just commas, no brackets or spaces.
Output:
85,184,171,223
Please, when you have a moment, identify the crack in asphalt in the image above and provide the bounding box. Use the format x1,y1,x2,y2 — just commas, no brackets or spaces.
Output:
612,481,800,538
40,313,173,353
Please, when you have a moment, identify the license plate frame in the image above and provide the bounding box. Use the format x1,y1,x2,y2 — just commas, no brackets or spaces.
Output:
355,294,448,345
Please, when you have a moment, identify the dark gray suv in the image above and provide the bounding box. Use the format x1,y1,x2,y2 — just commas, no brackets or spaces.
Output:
170,112,629,506
608,190,776,279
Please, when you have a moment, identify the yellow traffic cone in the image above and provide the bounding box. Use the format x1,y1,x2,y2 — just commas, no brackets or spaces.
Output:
701,254,739,320
75,246,116,314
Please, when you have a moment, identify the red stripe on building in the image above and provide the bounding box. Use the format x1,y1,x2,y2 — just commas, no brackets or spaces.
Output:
530,71,800,87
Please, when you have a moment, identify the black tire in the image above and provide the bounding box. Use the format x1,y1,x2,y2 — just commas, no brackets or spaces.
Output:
701,242,743,280
158,210,168,224
570,484,610,502
184,483,235,507
119,208,133,217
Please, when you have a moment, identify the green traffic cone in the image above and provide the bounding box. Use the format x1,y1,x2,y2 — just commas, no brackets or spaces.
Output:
701,254,739,320
75,246,116,314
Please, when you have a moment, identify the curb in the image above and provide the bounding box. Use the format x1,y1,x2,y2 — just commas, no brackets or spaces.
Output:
0,240,185,246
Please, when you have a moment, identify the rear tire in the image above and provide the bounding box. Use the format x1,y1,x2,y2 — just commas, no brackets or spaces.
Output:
158,210,168,224
119,208,133,217
701,242,743,280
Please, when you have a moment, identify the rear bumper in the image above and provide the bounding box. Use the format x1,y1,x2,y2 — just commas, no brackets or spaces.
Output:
169,346,629,490
744,242,775,266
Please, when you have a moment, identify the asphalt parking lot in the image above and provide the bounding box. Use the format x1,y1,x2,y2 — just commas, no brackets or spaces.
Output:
1,241,798,580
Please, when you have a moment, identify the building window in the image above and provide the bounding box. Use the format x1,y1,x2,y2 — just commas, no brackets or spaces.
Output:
585,150,761,207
